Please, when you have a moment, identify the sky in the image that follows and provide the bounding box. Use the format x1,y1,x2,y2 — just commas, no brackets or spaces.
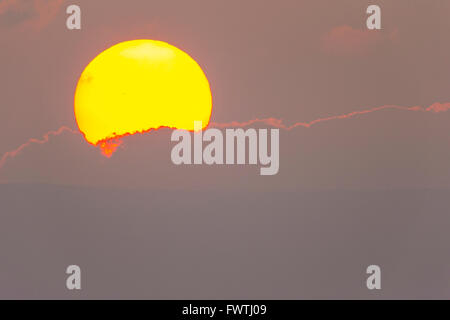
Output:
1,0,450,298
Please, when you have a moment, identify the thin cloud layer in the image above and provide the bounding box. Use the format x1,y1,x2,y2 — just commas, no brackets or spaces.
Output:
1,102,449,172
0,0,64,30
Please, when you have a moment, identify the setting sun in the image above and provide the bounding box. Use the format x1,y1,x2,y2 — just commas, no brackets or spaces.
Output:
74,39,212,155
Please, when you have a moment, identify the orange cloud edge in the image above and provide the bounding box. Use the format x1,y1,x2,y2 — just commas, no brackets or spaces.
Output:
80,122,211,158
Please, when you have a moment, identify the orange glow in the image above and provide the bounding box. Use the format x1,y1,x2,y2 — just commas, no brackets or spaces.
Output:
98,139,123,158
74,40,212,155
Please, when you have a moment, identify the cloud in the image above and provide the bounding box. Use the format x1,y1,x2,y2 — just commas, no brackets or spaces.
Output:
321,25,397,56
210,103,449,130
0,0,17,14
1,102,450,172
0,0,64,30
426,102,450,113
0,126,76,169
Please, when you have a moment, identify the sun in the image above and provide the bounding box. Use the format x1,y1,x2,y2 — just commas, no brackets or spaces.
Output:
74,39,212,156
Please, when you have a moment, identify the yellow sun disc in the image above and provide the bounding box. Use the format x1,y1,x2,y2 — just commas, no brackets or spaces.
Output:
74,39,212,145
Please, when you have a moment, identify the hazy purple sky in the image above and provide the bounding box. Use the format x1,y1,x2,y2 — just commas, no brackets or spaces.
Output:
1,0,450,299
1,0,450,189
